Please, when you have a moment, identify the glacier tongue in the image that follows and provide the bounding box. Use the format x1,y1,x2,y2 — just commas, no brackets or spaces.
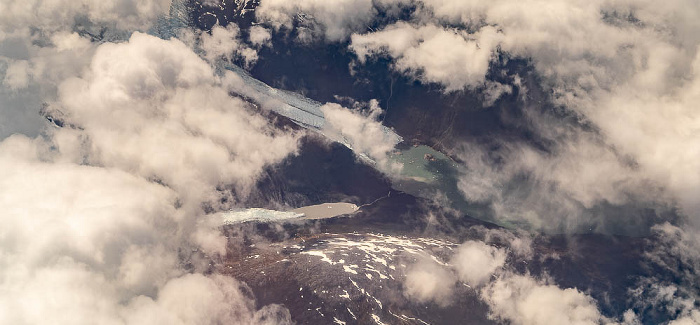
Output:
222,63,326,131
150,0,191,39
220,208,303,225
220,62,404,166
155,0,402,165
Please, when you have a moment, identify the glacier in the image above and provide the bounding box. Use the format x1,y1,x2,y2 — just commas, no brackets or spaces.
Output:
220,202,360,225
151,1,514,232
154,0,402,165
220,208,303,225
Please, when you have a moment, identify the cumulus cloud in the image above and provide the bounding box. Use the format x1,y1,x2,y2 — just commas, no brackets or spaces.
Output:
400,229,626,324
320,99,402,171
3,59,31,89
351,23,501,91
455,131,674,233
451,241,506,287
2,1,699,324
0,0,165,139
403,256,456,306
0,134,292,324
669,311,700,325
478,227,533,259
403,228,521,301
122,274,292,325
443,230,613,324
199,24,260,67
448,225,700,325
0,0,170,33
628,223,700,322
482,273,608,325
255,0,398,41
482,80,513,107
0,30,97,139
410,0,700,225
249,25,273,47
0,10,298,324
255,0,700,231
402,238,509,305
52,32,298,211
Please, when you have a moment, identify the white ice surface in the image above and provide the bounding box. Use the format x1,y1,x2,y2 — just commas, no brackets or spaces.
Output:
220,208,303,225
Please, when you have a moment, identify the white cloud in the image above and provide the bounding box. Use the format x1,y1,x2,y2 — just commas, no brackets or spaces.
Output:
669,311,700,325
1,1,698,324
0,0,170,33
478,227,533,259
403,256,456,306
403,230,525,306
0,0,172,139
0,27,297,325
481,273,608,325
629,223,700,321
422,0,700,221
3,59,30,89
482,80,513,107
122,274,292,325
399,229,629,324
199,24,259,67
454,130,673,233
249,25,272,47
0,30,97,139
0,134,179,323
593,55,700,219
320,100,402,171
53,32,299,210
256,0,381,41
451,241,506,287
257,0,700,226
351,23,501,91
